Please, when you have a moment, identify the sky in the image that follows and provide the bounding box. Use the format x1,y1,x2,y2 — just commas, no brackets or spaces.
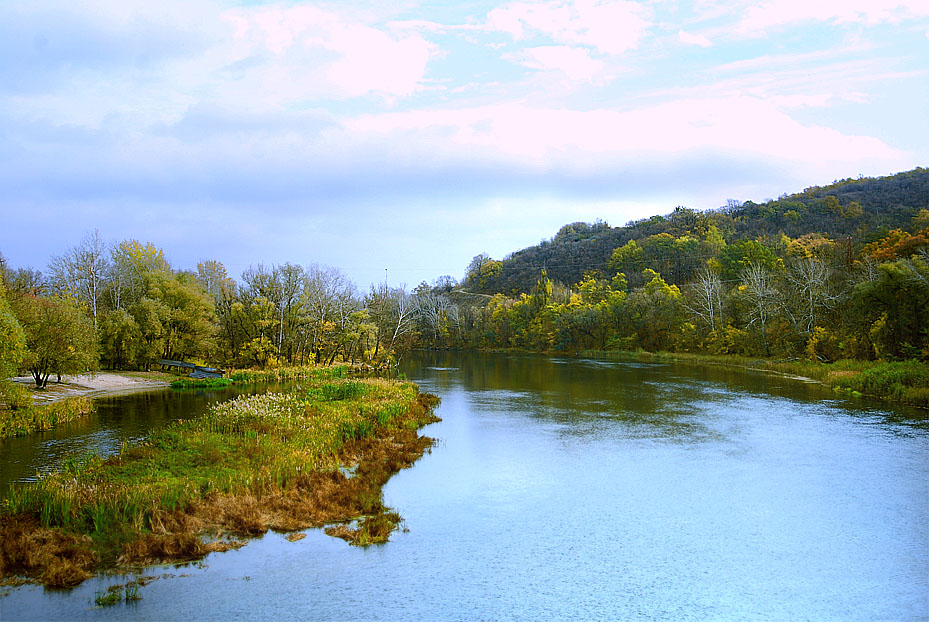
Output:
1,0,927,290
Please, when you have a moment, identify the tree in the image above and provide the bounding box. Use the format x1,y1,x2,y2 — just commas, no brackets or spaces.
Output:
145,271,216,362
0,278,26,381
684,268,724,334
365,284,417,364
783,257,838,341
625,269,683,351
14,295,97,387
739,263,780,356
98,308,141,370
48,230,108,329
852,257,929,359
107,239,171,311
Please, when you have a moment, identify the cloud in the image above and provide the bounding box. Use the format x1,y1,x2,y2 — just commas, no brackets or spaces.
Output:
486,0,651,55
735,0,929,35
505,45,608,83
0,1,438,115
678,29,712,48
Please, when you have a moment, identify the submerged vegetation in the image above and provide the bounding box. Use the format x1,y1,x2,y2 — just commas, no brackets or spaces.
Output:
0,366,440,588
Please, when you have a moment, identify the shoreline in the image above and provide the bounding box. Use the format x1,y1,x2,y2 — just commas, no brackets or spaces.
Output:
12,372,172,404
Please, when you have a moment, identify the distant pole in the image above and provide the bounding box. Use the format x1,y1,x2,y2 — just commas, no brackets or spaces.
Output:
385,268,388,285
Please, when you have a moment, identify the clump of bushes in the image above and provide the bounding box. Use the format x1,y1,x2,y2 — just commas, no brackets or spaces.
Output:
831,360,929,407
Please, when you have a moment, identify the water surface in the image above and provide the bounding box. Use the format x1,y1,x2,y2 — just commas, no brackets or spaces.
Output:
2,353,927,620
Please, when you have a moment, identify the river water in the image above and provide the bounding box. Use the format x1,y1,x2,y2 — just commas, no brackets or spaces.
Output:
2,352,927,621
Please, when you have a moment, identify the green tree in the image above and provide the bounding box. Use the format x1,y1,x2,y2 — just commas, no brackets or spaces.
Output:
852,257,929,359
625,269,683,351
0,278,27,381
98,308,141,370
14,295,97,387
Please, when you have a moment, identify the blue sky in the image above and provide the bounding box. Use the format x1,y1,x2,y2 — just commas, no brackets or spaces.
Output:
1,0,927,289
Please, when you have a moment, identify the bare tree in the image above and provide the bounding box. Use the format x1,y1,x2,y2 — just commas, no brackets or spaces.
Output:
783,257,838,338
273,263,305,358
416,291,452,341
365,283,417,363
740,262,779,356
49,230,108,329
683,268,723,333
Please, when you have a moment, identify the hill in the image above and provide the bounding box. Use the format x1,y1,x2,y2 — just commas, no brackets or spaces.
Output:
463,168,929,295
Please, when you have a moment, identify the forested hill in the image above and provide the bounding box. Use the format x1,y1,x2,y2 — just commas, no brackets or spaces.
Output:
464,168,929,295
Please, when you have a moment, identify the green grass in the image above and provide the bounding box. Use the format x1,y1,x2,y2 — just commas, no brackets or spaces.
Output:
0,397,95,439
170,377,233,389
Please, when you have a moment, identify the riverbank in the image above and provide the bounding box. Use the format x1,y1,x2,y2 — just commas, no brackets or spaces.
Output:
0,373,174,439
12,372,173,404
0,368,440,590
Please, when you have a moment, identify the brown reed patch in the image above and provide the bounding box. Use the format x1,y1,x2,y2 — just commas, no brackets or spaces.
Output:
0,515,96,587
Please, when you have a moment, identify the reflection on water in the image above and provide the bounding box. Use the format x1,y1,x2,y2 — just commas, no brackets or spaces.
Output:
2,353,927,621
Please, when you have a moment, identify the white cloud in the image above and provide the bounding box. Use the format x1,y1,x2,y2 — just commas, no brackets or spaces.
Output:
486,0,651,55
506,45,607,82
678,29,712,48
221,5,437,101
735,0,929,35
340,97,908,177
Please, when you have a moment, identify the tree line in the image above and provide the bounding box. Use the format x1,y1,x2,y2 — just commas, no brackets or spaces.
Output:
0,232,452,394
439,215,929,361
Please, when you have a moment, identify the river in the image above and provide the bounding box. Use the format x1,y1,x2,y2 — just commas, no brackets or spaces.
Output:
2,352,928,620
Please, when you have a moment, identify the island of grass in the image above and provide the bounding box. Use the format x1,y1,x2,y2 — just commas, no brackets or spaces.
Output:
0,366,440,589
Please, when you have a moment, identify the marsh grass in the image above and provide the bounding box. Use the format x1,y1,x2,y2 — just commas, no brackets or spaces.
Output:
0,397,95,439
1,372,440,588
94,580,142,607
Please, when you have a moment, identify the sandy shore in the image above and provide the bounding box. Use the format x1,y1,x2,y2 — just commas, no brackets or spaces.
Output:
12,373,171,403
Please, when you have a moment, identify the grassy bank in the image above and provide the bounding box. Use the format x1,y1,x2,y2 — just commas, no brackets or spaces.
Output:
0,366,440,588
584,350,929,408
0,397,95,439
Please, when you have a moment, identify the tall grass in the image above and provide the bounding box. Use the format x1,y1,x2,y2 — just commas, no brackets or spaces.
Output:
228,365,348,384
0,397,95,439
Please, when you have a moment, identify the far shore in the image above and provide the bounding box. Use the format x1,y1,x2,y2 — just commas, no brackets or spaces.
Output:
12,372,173,404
